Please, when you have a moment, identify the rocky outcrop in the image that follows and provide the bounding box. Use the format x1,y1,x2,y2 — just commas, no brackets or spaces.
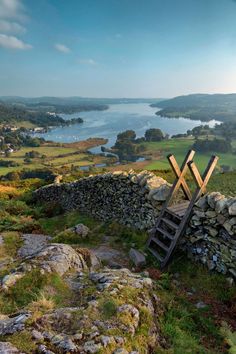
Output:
34,170,171,229
1,244,95,290
17,234,51,258
28,243,88,275
32,268,159,353
0,240,161,353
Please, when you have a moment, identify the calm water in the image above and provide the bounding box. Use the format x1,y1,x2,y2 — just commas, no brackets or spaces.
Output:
35,103,219,153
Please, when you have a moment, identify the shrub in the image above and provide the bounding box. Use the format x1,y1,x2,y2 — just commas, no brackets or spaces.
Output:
145,128,164,141
0,160,19,167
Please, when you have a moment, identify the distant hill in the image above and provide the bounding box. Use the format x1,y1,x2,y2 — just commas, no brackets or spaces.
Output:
0,96,162,106
151,93,236,122
0,100,108,127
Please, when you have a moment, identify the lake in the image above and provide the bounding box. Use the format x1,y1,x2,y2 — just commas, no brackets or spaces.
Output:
35,103,220,153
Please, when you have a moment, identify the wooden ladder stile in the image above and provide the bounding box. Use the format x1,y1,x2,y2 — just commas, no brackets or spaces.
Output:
147,150,219,269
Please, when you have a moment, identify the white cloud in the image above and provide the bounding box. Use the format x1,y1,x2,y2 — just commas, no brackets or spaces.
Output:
0,19,25,33
0,1,30,50
78,58,97,65
0,0,26,21
0,33,32,49
54,43,71,53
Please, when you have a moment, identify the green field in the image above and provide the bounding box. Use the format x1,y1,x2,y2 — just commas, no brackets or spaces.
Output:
143,138,236,173
0,145,108,176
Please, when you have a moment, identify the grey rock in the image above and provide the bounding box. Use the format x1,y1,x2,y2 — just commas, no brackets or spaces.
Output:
207,260,215,270
195,301,207,309
195,196,208,210
18,234,51,258
217,214,226,225
205,227,218,237
229,268,236,278
29,243,88,275
0,342,25,354
32,329,44,340
57,338,78,351
150,184,170,201
1,273,24,290
113,349,129,354
83,340,102,353
215,198,228,213
205,210,217,218
223,221,233,234
226,277,234,287
129,248,146,267
38,344,55,354
207,192,224,209
100,335,115,347
74,224,90,238
0,313,31,335
228,201,236,216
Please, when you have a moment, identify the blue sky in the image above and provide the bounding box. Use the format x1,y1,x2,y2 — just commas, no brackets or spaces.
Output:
1,0,236,97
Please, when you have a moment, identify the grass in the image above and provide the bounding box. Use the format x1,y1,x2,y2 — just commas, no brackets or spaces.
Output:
0,269,74,314
1,231,23,258
105,221,149,251
140,138,236,173
12,146,79,158
1,331,37,353
39,210,99,235
167,255,236,302
156,256,236,353
100,299,117,319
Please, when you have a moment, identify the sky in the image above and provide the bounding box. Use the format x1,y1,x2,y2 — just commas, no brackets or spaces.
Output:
1,0,236,98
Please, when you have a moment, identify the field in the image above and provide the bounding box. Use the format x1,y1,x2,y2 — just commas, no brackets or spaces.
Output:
142,138,236,172
0,138,109,176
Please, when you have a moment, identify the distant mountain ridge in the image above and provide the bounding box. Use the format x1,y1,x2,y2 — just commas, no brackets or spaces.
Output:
0,96,162,105
151,93,236,123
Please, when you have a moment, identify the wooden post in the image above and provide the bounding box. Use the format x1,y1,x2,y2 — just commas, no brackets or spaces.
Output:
188,155,219,199
167,149,195,203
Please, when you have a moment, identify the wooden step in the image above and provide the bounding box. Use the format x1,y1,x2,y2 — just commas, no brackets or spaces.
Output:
148,246,164,263
168,201,190,211
151,237,169,252
168,201,190,217
161,217,179,230
164,208,182,220
156,227,175,240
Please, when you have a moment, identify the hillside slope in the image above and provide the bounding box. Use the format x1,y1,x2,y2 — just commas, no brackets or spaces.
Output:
152,93,236,122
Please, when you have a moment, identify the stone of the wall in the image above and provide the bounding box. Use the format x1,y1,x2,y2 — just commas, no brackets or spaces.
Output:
34,171,236,277
181,192,236,278
34,170,171,229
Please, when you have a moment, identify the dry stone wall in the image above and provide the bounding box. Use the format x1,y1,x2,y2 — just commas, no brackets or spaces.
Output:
34,170,171,229
34,171,236,277
181,192,236,278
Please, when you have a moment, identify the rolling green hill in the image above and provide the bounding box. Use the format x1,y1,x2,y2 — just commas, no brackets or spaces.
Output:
152,93,236,122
